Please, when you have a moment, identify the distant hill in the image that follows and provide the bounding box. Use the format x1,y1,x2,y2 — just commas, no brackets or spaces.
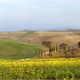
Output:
18,29,36,32
66,29,80,32
46,30,64,32
46,29,80,32
15,28,80,32
0,30,80,45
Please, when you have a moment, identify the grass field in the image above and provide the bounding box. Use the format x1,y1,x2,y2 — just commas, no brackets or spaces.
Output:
0,32,80,80
0,40,44,59
0,58,80,80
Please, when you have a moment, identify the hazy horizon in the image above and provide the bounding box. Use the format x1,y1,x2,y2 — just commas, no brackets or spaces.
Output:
0,0,80,31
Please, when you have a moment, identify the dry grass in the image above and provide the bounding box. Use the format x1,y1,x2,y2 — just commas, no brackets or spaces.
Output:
0,32,80,44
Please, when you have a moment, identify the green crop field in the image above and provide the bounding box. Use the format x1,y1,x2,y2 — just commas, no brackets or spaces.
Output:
0,58,80,80
0,40,44,59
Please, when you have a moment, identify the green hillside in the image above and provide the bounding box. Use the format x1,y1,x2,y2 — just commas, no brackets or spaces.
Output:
0,40,44,59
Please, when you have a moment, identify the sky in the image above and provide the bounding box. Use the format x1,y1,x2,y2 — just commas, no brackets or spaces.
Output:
0,0,80,31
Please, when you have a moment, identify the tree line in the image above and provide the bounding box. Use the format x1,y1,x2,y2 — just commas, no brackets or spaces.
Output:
38,40,80,58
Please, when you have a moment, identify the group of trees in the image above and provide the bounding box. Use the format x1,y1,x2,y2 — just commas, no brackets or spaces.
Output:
42,41,53,52
40,40,80,58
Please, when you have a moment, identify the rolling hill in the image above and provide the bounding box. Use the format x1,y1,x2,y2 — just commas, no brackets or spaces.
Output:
0,31,80,44
0,31,80,59
0,40,44,59
15,32,80,44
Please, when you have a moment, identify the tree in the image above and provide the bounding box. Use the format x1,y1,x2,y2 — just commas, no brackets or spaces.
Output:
69,48,79,58
78,42,80,48
59,43,68,52
42,41,53,52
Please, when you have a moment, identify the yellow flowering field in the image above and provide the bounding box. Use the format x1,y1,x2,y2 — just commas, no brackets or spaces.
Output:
0,58,80,80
